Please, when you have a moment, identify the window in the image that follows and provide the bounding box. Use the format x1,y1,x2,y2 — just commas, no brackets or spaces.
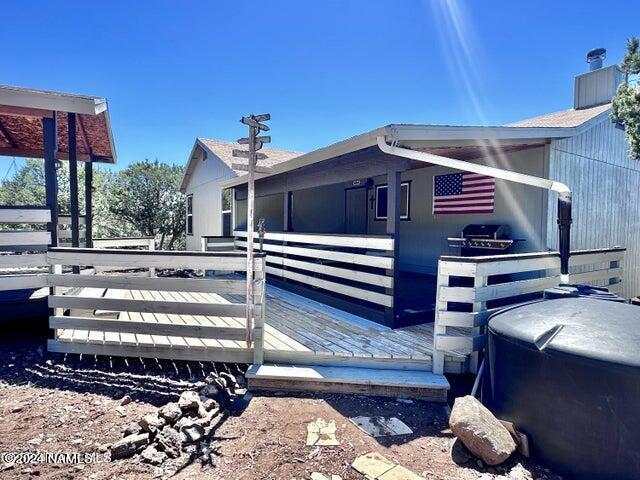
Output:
375,182,410,220
186,194,193,235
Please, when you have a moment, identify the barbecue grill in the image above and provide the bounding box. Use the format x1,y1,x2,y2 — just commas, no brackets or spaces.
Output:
448,224,523,256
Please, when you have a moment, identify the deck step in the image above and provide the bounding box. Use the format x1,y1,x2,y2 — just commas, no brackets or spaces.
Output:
245,364,450,402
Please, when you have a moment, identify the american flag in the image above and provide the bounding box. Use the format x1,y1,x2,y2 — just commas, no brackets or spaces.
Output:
433,172,495,215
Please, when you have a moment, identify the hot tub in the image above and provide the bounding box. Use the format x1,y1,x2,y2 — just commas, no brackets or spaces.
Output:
484,292,640,480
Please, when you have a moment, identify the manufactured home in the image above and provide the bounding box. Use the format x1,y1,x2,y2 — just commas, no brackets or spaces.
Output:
179,138,301,251
218,53,635,336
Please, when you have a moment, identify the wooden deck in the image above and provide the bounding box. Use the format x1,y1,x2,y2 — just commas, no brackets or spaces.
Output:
50,283,469,374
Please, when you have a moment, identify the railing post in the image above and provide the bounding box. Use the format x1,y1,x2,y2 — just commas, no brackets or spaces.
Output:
433,259,447,375
148,238,155,277
470,274,487,374
252,257,266,365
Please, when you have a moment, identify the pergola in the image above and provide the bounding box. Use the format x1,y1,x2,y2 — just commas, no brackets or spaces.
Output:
0,84,116,247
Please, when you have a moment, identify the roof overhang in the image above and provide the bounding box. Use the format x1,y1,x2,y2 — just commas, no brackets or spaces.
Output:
179,139,209,192
0,85,117,163
221,124,577,188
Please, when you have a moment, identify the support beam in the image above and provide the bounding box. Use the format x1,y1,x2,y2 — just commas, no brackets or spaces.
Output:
68,113,80,251
85,156,93,248
43,114,58,246
384,168,401,327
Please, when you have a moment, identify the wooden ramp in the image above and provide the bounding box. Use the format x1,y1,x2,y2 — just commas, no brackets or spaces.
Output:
246,364,449,402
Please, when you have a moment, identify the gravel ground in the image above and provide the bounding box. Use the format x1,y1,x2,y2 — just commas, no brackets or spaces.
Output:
0,333,562,480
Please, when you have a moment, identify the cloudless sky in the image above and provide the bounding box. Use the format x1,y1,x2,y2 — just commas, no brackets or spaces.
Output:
1,0,639,171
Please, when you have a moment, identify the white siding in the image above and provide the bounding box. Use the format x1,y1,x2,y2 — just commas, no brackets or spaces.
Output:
547,119,640,298
183,147,237,251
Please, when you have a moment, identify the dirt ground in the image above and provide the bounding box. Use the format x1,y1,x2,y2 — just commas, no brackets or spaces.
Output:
0,334,561,480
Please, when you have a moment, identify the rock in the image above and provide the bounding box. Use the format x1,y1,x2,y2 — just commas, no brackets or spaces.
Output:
156,427,181,459
124,422,142,436
119,395,133,406
449,396,516,466
11,405,22,413
139,413,166,434
219,372,237,389
140,445,167,465
199,384,219,400
180,422,205,444
109,433,149,460
199,395,218,411
158,402,182,424
178,391,200,411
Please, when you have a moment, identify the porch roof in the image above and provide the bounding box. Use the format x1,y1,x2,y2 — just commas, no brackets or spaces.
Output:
220,122,585,189
0,85,116,163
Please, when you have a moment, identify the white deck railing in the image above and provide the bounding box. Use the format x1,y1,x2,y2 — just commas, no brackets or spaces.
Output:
432,246,626,374
234,230,395,309
47,248,267,364
201,236,235,252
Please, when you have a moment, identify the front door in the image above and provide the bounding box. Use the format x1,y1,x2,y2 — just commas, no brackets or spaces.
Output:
345,187,367,234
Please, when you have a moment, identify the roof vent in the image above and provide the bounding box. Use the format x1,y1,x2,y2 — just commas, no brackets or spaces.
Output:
587,48,606,71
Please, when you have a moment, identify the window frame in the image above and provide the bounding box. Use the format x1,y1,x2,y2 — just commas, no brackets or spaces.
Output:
374,181,411,221
186,194,193,236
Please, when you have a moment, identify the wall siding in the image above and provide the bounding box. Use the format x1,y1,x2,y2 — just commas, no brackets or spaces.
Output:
184,147,236,251
547,119,640,298
367,147,548,274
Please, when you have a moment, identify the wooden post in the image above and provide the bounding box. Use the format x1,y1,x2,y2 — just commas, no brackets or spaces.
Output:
469,274,487,374
43,114,58,246
235,114,271,349
85,155,93,248
245,126,256,347
253,262,266,365
148,237,156,277
433,260,447,375
283,191,291,232
384,169,401,327
68,113,80,274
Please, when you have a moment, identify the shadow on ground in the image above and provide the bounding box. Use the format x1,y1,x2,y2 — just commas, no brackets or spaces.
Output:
0,330,246,407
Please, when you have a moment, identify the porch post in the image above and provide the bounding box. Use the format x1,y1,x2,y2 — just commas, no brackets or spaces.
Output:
68,113,80,252
85,155,94,248
385,168,401,327
283,191,291,231
43,114,58,246
231,188,237,233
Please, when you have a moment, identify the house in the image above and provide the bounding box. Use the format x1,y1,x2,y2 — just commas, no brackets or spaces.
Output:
179,138,301,251
218,50,637,328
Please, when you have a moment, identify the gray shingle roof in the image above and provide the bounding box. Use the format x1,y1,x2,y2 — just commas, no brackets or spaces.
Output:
198,138,302,175
506,103,611,128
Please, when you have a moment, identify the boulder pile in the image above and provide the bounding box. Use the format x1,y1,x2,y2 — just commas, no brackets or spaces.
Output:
109,371,245,467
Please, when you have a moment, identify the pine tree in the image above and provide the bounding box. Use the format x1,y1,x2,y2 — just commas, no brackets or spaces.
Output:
611,37,640,159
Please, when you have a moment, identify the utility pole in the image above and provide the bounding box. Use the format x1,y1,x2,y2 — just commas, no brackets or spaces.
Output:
233,114,272,346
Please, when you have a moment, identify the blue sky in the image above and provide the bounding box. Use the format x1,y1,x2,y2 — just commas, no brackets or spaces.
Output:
1,1,638,171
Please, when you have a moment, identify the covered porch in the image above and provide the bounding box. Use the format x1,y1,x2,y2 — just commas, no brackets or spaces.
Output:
224,125,562,329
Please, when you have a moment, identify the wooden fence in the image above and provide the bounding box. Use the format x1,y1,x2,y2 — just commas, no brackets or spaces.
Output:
234,231,395,312
47,248,267,364
0,206,51,291
432,247,626,374
201,236,235,252
57,215,86,247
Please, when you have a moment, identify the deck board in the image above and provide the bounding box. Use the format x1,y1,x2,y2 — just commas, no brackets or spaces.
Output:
52,282,468,373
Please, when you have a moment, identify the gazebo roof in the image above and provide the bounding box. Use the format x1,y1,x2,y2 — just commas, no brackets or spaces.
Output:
0,85,116,163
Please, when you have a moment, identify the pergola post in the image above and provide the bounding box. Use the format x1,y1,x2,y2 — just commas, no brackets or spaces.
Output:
283,191,291,232
85,155,94,248
385,168,401,327
43,114,58,246
68,113,80,249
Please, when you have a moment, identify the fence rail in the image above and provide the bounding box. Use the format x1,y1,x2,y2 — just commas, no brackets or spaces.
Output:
234,230,395,309
47,248,267,364
201,236,235,252
432,246,626,375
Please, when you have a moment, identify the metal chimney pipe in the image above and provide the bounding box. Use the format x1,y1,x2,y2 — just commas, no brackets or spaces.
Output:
587,47,606,71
